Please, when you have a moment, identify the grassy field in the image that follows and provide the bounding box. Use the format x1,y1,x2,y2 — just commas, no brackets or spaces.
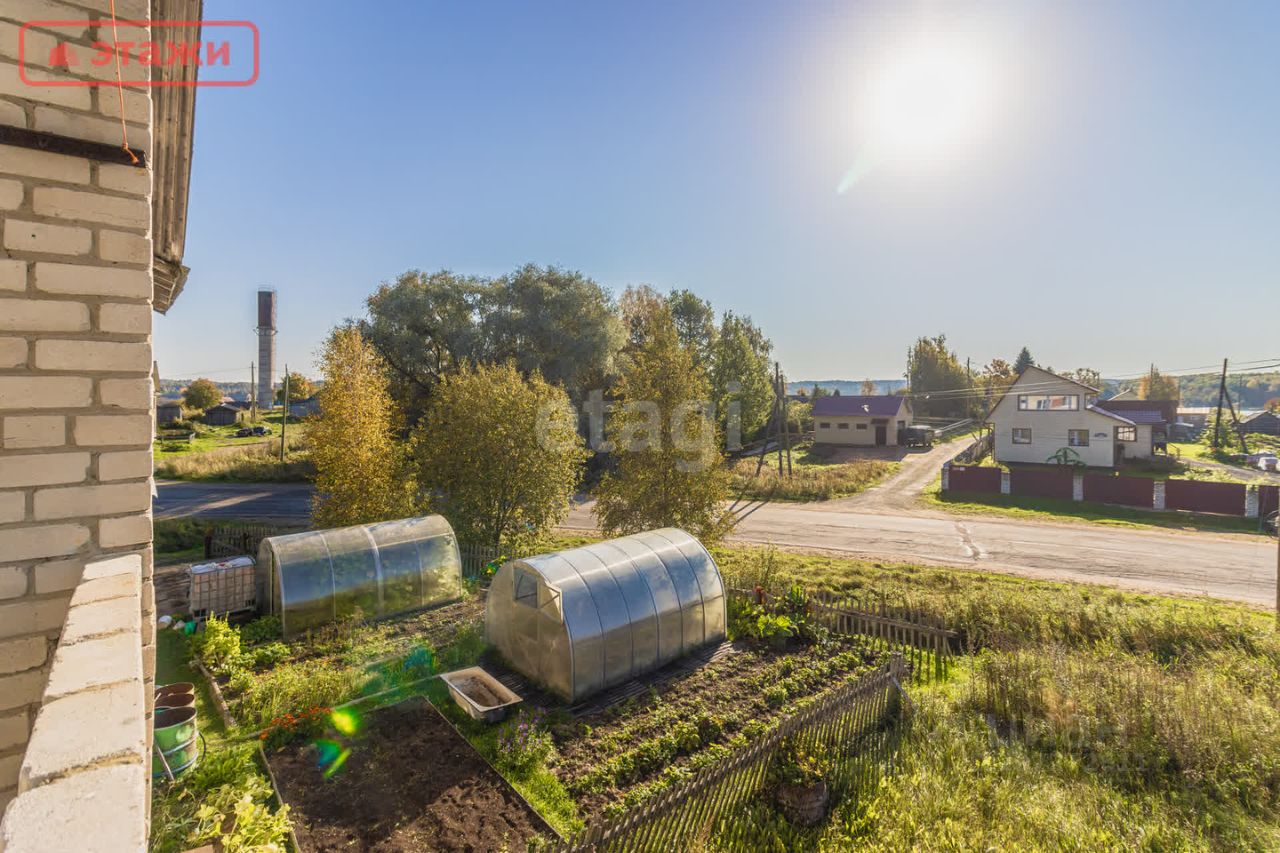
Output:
731,441,898,502
711,544,1280,851
154,412,313,483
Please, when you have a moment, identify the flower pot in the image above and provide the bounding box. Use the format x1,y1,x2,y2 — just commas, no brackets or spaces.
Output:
155,690,195,712
154,707,197,752
775,779,829,827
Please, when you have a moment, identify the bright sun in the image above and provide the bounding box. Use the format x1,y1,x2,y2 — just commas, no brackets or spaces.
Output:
856,33,997,171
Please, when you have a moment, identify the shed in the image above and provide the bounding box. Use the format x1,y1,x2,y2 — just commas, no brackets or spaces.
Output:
156,402,183,425
1243,410,1280,436
202,403,245,426
259,515,463,639
485,529,726,702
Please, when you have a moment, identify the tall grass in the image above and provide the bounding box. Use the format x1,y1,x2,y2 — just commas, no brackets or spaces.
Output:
154,436,312,482
730,453,897,502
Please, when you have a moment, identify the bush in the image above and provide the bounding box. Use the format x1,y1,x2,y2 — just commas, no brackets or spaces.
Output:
190,616,242,676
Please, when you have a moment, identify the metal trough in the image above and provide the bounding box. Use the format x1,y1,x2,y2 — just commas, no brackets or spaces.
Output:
438,666,522,723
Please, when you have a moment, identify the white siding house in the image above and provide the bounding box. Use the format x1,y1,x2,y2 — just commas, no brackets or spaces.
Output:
813,396,912,446
989,367,1153,467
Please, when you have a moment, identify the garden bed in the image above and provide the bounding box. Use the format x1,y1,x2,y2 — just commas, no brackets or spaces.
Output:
268,697,554,852
546,636,885,820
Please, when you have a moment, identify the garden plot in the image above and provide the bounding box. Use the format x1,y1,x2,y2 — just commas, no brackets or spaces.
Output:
268,698,553,852
546,636,886,821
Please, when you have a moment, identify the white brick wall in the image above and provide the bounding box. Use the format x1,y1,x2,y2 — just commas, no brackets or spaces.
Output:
0,1,156,812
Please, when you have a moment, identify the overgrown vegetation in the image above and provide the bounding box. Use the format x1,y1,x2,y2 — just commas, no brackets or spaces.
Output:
731,442,898,502
712,544,1280,851
154,435,311,482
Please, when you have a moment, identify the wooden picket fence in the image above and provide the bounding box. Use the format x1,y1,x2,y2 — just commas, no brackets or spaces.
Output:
729,586,958,683
458,542,503,582
204,523,285,559
548,654,907,853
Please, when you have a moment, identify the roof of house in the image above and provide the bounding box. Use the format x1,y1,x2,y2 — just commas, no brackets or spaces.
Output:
1092,399,1174,425
1243,410,1279,423
204,403,242,413
1086,405,1136,425
812,396,908,417
1093,406,1157,424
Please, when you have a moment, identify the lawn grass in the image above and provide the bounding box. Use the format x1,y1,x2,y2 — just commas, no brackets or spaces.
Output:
922,475,1268,535
731,441,898,502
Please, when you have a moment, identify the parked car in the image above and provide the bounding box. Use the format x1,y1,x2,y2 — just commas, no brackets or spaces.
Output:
900,425,935,448
1258,455,1278,473
252,426,272,436
234,427,253,437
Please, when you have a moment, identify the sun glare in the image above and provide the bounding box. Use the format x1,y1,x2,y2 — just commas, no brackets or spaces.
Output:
840,31,999,190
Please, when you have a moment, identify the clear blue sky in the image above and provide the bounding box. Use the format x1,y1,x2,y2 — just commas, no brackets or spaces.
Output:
156,0,1280,385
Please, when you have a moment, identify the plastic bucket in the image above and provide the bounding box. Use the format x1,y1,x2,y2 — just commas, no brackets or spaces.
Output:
152,734,198,778
154,707,197,752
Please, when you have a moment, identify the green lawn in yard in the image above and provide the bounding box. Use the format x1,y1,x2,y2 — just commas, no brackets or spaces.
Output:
921,476,1267,535
731,440,899,501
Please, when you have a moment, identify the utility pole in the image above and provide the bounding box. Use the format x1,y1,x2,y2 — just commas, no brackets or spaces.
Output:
1212,358,1228,449
1223,386,1251,455
249,362,257,423
778,363,792,477
279,366,289,464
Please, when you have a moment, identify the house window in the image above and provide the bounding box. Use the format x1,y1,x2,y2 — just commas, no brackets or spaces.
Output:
1017,394,1079,412
855,423,867,430
1116,426,1137,442
818,422,831,429
1012,428,1032,444
1067,429,1090,447
837,422,849,430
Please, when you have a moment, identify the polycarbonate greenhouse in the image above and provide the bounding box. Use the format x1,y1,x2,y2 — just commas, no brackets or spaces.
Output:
259,515,463,639
486,528,726,702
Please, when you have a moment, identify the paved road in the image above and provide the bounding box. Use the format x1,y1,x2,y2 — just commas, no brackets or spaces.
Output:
155,477,1278,608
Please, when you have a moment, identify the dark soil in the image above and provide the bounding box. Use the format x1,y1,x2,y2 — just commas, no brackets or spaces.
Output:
268,697,553,852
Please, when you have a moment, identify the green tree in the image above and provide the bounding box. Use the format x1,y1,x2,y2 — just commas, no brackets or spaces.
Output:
1138,365,1180,403
710,312,774,444
810,384,831,399
182,378,221,412
1014,347,1035,374
275,371,315,405
976,358,1018,413
1266,397,1280,413
667,289,718,370
1061,367,1102,389
310,327,414,529
411,363,586,550
361,265,624,419
906,335,969,418
595,303,733,542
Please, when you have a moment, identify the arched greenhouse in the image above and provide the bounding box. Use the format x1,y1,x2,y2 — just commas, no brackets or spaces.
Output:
485,528,726,702
259,515,463,639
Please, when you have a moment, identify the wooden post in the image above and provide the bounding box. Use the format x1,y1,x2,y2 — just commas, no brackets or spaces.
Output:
1212,358,1228,449
249,361,258,423
279,365,289,463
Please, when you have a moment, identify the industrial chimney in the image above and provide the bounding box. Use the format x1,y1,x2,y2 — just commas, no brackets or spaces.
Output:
256,289,276,408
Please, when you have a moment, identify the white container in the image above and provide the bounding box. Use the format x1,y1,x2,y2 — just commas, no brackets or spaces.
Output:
438,667,522,723
189,555,256,618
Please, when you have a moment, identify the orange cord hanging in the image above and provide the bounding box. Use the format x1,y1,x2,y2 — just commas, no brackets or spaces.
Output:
107,0,139,165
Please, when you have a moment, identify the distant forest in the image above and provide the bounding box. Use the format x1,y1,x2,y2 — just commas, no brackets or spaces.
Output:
791,371,1280,409
1106,370,1280,408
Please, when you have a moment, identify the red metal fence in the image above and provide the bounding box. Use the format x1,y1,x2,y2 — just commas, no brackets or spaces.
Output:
948,465,1002,493
1260,484,1279,521
1008,468,1075,500
1164,479,1246,516
1081,474,1155,508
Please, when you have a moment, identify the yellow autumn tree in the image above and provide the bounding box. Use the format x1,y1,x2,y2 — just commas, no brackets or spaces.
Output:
595,300,734,542
310,326,413,528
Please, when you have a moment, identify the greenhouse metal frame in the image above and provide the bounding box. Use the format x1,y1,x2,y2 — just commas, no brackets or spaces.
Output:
259,515,464,639
486,528,726,702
